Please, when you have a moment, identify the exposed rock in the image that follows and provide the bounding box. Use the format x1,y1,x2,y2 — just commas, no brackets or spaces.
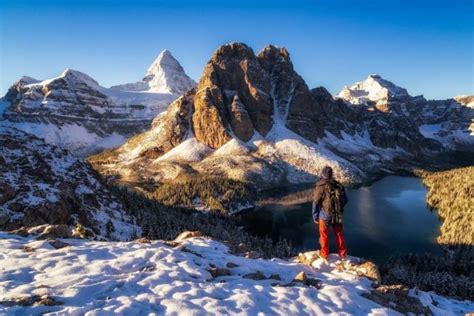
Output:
175,231,203,241
0,295,62,307
208,267,231,278
48,239,71,249
21,245,35,252
36,224,72,240
243,271,266,281
355,260,382,287
135,237,151,244
226,262,239,268
361,285,432,315
296,251,321,266
192,87,231,149
228,95,254,141
293,271,307,283
11,227,30,237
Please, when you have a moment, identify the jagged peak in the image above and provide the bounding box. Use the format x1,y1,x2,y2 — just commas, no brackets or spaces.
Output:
144,49,182,80
212,42,256,61
257,45,290,62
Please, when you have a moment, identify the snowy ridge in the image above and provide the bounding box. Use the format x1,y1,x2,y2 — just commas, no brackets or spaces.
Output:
337,74,410,105
0,234,470,315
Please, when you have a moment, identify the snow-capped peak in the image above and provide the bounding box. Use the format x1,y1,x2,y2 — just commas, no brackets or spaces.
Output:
337,74,410,105
58,68,100,87
142,49,196,94
109,49,196,95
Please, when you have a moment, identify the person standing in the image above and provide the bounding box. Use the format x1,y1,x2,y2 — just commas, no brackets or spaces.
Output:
312,166,348,261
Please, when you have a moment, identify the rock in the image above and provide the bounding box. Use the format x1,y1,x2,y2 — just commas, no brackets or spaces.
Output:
245,251,261,259
10,227,29,237
0,182,16,204
48,239,71,249
37,224,72,240
208,268,231,278
192,87,231,149
304,278,322,289
135,237,151,244
175,231,203,241
243,271,266,281
0,295,61,307
21,245,35,252
296,251,321,266
226,262,239,268
164,240,181,248
228,95,254,141
270,274,281,281
355,260,381,287
293,271,307,283
361,285,431,315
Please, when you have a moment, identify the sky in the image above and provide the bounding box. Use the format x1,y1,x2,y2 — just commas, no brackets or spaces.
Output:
0,0,472,99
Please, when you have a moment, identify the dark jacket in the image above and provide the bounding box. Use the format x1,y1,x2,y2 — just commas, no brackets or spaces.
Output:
312,178,348,223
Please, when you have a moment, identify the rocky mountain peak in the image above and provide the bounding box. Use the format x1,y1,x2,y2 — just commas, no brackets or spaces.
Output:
142,50,196,94
337,74,410,107
57,68,100,88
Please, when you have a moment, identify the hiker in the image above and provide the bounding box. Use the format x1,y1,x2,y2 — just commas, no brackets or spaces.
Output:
312,166,348,262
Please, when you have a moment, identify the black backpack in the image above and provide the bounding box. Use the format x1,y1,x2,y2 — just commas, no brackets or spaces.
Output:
322,181,345,224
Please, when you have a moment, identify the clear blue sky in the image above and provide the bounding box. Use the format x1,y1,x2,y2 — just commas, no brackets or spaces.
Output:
1,0,472,99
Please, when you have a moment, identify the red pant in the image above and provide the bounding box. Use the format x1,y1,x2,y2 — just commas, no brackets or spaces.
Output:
319,220,347,259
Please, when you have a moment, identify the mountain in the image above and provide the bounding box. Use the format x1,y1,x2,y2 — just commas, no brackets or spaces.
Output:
0,127,140,240
89,43,472,211
111,49,196,94
0,51,195,155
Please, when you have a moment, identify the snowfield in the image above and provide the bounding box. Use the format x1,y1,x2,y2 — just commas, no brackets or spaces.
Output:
0,233,471,315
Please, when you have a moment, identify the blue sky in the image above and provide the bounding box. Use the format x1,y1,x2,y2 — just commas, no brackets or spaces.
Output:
0,0,472,99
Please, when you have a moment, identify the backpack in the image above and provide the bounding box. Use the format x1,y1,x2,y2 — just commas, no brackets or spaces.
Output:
322,181,345,224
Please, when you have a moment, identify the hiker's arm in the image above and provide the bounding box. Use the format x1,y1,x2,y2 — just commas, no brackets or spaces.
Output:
312,187,323,222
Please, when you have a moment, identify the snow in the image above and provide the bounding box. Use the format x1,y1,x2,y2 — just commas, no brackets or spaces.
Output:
0,121,127,156
110,49,195,95
337,74,410,105
157,137,212,162
419,124,443,139
1,233,469,315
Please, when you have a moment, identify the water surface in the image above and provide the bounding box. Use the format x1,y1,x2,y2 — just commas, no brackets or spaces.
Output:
240,176,442,262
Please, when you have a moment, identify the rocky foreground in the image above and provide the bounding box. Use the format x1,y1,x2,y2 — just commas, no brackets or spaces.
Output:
0,231,471,315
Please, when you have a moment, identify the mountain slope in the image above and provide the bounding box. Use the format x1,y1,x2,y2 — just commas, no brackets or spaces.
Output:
0,127,140,240
0,51,195,155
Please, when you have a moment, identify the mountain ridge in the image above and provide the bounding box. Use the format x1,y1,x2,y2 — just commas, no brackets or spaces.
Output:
88,43,474,212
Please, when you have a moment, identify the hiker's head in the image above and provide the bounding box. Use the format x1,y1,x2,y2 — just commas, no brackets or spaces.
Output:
321,166,333,179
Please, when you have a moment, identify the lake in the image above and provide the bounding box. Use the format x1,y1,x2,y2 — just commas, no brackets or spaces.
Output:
239,176,442,262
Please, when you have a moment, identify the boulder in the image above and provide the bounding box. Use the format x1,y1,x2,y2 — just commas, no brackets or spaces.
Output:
175,231,203,241
208,268,231,278
36,224,72,240
48,239,71,249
